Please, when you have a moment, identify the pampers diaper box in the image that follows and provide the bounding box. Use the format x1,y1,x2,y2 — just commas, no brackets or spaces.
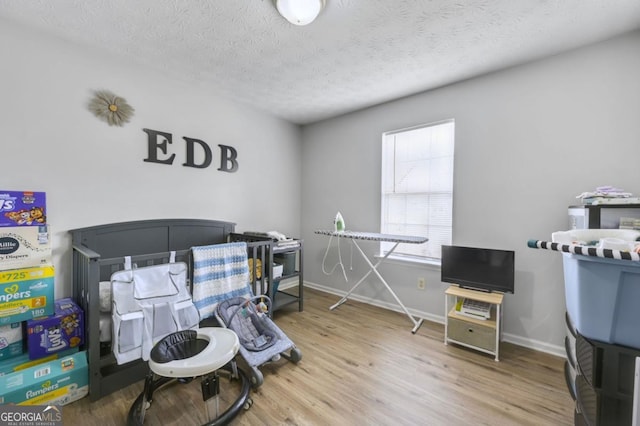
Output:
0,266,55,325
0,347,78,377
26,298,84,360
0,225,52,270
0,190,47,227
0,350,88,406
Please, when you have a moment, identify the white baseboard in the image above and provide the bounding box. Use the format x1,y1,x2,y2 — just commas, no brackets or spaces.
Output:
300,280,442,325
298,280,566,359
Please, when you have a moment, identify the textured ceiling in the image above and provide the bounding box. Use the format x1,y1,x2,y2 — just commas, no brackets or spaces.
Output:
1,0,640,124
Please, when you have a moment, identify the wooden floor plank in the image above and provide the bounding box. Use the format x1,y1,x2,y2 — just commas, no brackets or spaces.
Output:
61,288,574,425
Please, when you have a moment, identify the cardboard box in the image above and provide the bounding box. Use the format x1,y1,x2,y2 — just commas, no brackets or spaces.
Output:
0,191,46,227
0,350,88,406
0,347,78,376
27,298,84,360
0,266,54,325
0,322,24,361
0,225,52,270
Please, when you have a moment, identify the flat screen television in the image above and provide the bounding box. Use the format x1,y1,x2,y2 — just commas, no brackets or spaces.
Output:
441,245,515,294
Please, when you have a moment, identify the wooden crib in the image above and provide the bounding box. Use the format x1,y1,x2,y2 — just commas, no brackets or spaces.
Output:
70,218,274,401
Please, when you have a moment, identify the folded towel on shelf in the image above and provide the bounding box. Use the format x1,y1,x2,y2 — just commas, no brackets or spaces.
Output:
576,186,638,205
192,242,252,320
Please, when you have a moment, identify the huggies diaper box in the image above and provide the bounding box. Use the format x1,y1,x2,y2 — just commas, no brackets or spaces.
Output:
0,322,24,360
0,225,52,270
0,191,46,227
0,350,88,406
27,298,84,360
0,266,55,325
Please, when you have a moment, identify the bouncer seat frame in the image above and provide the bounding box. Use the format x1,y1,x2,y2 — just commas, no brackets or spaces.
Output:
215,293,302,387
191,242,302,388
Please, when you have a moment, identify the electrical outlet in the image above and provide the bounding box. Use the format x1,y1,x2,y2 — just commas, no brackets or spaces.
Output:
417,277,426,290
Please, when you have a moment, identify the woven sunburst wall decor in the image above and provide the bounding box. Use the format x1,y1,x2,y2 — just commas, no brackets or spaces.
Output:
88,90,135,126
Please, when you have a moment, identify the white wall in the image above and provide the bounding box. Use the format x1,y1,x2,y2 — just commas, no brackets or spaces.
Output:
3,17,639,355
0,19,302,297
301,30,640,355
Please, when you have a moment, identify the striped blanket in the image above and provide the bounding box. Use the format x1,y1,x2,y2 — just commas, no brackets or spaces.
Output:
192,242,253,320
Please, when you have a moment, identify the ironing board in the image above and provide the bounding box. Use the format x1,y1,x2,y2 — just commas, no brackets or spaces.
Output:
315,230,428,333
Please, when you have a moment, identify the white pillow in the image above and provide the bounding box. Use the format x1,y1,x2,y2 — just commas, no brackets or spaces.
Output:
99,313,112,342
99,281,112,312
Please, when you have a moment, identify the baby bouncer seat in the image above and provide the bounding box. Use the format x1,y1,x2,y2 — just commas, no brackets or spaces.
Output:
192,242,302,387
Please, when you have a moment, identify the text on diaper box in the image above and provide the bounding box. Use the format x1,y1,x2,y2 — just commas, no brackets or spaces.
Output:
0,267,54,323
0,191,47,228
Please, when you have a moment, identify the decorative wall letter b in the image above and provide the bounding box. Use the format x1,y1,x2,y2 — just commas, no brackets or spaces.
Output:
218,144,239,173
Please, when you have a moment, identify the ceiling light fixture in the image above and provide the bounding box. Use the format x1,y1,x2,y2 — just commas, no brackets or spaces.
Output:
274,0,326,26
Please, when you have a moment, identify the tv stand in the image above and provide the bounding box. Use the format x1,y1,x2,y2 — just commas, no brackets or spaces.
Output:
461,286,491,293
444,285,504,361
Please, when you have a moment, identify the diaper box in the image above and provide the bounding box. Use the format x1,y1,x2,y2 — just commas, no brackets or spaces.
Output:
0,322,24,360
0,266,55,325
0,225,52,270
27,298,84,360
0,347,78,377
0,191,46,227
0,350,88,406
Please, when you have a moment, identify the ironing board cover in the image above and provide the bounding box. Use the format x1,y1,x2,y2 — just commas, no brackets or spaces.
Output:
314,230,429,244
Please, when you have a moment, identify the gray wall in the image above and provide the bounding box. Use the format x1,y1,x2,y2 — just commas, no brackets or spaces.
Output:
301,30,640,355
0,19,302,297
3,16,639,355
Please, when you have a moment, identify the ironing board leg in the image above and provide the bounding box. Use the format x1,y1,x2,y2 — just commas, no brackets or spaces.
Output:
337,241,424,333
329,268,373,310
329,241,398,310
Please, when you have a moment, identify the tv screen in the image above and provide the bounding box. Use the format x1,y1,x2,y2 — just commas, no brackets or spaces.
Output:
441,245,515,294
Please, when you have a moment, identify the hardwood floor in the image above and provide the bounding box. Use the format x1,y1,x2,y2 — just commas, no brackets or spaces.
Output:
62,288,574,425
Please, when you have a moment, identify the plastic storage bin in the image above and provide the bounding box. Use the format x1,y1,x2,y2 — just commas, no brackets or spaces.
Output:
553,229,640,349
561,253,640,348
274,252,296,276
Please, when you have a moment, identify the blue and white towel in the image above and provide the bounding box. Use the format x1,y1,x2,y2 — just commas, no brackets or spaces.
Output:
192,242,253,320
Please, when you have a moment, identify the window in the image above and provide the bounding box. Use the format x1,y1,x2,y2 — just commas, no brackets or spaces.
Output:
380,119,455,263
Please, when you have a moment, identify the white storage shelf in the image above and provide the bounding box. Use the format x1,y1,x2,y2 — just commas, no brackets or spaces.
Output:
444,285,504,361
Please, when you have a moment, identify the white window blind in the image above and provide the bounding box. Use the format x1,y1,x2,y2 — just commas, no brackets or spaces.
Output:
380,120,455,262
